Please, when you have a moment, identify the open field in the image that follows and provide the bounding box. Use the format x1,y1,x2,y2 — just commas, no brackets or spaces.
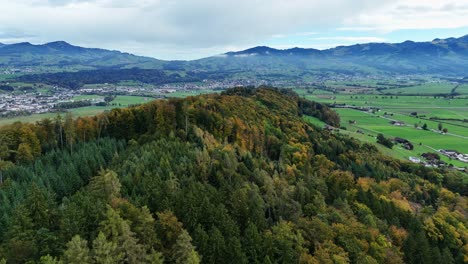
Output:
383,82,457,94
456,84,468,95
340,110,467,167
301,88,468,167
165,89,220,98
305,94,468,124
73,94,103,101
109,95,154,106
304,114,467,168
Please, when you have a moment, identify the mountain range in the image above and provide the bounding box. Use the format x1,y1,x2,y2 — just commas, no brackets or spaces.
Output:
1,35,468,76
0,41,162,70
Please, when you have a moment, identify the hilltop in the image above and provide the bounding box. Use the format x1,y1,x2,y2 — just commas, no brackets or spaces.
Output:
0,87,466,263
0,41,163,69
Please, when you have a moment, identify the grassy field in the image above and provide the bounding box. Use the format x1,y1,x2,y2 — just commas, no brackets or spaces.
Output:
304,114,467,168
305,94,468,124
383,82,456,94
338,108,466,167
109,95,154,106
0,95,154,126
166,89,220,98
73,94,103,101
300,89,467,167
456,84,468,95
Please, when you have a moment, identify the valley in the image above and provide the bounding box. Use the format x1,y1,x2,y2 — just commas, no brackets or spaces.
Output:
1,34,468,264
1,73,467,170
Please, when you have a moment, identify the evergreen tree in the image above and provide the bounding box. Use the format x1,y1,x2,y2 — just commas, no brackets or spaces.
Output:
171,230,201,264
62,235,91,264
92,232,124,264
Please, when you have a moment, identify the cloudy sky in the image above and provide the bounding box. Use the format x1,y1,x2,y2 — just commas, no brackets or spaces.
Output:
0,0,467,60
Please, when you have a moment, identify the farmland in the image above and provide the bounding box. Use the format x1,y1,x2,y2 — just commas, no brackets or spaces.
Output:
299,86,468,168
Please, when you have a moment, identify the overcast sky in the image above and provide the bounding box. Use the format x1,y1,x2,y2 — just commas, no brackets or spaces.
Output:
0,0,467,60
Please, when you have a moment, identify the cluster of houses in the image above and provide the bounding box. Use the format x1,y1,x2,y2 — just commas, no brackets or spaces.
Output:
419,153,448,168
439,149,468,163
0,89,77,116
408,151,467,171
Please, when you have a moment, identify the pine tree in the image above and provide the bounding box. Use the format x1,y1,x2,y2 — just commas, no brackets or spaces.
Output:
92,232,124,264
88,170,121,202
64,112,76,152
171,230,200,264
242,222,264,263
3,205,37,263
62,235,91,264
99,206,148,263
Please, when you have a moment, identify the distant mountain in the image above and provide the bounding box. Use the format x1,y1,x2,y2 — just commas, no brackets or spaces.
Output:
225,46,322,56
2,35,468,77
0,41,163,70
211,35,468,75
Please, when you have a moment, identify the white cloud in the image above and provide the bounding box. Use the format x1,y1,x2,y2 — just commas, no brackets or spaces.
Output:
0,0,389,59
344,0,468,31
313,36,386,42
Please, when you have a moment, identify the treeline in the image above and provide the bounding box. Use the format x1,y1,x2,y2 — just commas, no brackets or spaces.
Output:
0,87,467,263
14,68,233,89
0,84,14,92
54,100,92,109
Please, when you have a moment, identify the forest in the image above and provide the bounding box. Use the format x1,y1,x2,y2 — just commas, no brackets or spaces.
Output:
0,87,466,263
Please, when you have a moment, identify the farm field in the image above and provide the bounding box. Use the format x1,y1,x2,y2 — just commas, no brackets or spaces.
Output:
456,84,468,95
304,114,467,168
339,109,467,167
305,94,468,125
165,89,219,98
383,82,457,94
301,88,467,168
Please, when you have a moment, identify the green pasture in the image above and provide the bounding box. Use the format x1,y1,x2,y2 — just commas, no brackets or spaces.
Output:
166,89,218,98
383,82,456,94
304,114,467,167
456,84,468,95
335,109,467,165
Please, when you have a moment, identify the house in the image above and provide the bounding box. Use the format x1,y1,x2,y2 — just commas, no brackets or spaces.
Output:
394,137,409,144
403,142,414,150
390,121,405,126
323,125,338,131
409,157,421,163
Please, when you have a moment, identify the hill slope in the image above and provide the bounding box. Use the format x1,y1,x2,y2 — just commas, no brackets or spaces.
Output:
0,87,466,263
0,41,163,69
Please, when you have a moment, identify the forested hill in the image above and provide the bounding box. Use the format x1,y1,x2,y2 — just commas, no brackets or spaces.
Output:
0,87,467,263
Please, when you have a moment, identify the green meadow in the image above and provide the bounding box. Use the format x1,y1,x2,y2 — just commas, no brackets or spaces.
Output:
300,87,467,167
304,113,467,168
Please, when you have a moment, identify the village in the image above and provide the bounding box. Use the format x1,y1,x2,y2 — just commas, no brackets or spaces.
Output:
0,88,78,116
